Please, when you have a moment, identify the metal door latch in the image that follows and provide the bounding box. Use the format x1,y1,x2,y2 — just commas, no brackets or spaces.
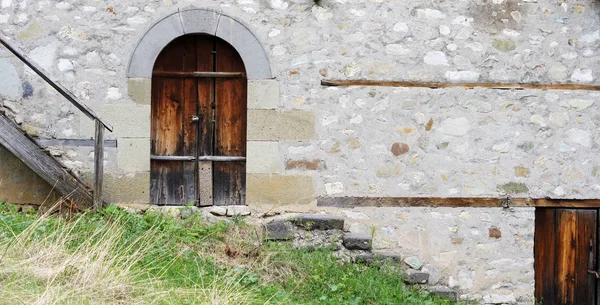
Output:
588,270,600,278
190,115,199,122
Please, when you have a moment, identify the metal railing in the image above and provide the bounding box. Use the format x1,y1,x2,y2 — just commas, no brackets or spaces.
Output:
0,35,113,210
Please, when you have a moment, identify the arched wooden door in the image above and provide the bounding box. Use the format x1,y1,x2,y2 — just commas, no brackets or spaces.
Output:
150,34,247,206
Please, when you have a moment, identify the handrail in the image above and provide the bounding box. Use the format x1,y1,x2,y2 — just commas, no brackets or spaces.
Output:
0,35,112,210
0,35,113,132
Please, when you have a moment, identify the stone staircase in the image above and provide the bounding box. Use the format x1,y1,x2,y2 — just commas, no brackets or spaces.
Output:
264,214,458,301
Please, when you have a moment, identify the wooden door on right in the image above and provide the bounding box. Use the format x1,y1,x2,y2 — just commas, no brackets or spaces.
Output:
535,208,598,305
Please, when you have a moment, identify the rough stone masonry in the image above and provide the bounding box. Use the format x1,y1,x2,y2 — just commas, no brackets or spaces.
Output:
0,0,598,303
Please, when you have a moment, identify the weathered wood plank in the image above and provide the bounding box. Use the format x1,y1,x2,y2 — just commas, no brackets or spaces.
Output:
0,35,113,131
535,208,557,305
572,210,596,305
213,38,247,206
93,120,104,210
150,155,245,162
152,71,244,78
182,35,198,206
35,138,117,147
317,197,600,208
150,35,187,205
0,115,94,208
321,79,600,91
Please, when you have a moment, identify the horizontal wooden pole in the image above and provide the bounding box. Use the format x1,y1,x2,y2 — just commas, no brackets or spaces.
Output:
317,197,600,208
151,155,246,162
321,80,600,91
35,138,118,147
152,71,245,78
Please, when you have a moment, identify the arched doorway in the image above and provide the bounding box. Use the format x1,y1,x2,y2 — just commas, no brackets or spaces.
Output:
150,34,247,206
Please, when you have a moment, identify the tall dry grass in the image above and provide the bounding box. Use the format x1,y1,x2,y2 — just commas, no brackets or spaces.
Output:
0,208,264,305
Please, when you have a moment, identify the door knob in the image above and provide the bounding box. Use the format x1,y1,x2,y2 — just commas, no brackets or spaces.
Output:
190,115,199,122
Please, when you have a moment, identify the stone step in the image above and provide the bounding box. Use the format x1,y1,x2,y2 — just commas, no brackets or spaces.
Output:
405,271,429,285
264,220,294,241
354,251,402,265
427,286,458,302
342,233,372,250
291,214,344,230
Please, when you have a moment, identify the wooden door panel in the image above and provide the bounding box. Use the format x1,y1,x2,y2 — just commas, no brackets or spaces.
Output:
213,39,247,206
535,208,597,305
213,162,246,206
197,37,214,156
535,208,557,303
151,35,196,206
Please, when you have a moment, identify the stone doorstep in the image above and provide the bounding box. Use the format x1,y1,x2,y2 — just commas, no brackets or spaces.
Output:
208,205,251,217
342,233,372,250
291,214,345,230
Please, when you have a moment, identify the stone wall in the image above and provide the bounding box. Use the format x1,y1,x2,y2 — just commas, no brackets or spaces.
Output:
0,0,599,302
331,206,535,303
0,0,597,203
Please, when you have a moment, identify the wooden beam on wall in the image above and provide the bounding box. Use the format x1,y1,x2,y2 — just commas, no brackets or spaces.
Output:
317,197,600,208
321,80,600,91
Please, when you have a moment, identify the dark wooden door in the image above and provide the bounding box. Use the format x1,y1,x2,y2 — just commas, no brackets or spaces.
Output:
535,208,598,305
150,34,247,206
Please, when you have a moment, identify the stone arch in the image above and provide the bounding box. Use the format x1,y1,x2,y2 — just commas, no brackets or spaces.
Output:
127,8,272,79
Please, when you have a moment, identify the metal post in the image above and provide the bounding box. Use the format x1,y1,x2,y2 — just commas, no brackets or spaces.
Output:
93,119,104,210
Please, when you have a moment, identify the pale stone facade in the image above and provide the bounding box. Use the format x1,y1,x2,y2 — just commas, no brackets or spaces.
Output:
0,1,599,303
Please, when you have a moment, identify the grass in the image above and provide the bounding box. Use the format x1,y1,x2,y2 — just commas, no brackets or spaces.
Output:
0,202,456,305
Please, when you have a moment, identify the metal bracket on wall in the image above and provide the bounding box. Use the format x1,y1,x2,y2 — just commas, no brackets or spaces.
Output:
35,138,118,148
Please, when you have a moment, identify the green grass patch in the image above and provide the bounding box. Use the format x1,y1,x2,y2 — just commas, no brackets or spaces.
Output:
0,203,455,304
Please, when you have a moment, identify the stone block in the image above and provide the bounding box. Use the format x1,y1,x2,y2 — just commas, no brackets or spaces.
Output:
180,8,220,34
404,256,423,269
226,205,251,216
343,233,372,250
128,12,184,78
81,172,149,203
127,78,151,105
428,286,457,301
215,14,272,79
293,214,345,230
246,174,315,205
373,252,403,263
79,104,150,139
247,141,282,173
210,206,227,216
264,220,294,240
422,264,441,285
248,110,315,141
0,59,21,99
354,253,375,264
117,137,150,172
248,79,280,109
405,271,429,284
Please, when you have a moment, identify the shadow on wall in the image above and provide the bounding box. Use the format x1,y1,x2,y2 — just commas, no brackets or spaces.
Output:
0,144,61,205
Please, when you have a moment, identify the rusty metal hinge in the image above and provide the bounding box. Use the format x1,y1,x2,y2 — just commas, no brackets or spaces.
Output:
502,197,511,209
